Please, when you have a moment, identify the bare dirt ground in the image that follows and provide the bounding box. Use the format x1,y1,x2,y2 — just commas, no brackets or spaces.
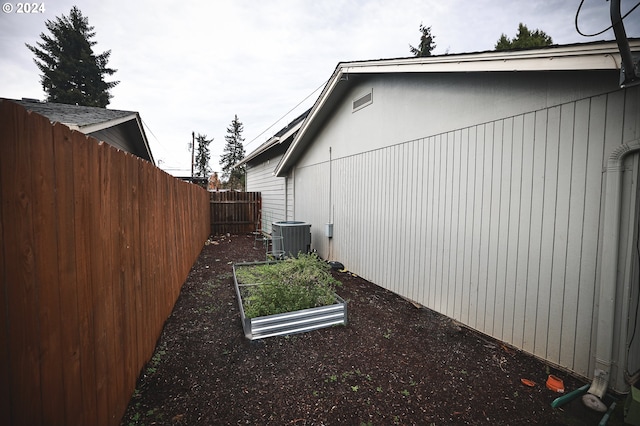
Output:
121,234,625,425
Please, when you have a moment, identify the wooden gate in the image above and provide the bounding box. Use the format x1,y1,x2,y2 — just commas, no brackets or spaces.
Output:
210,191,261,234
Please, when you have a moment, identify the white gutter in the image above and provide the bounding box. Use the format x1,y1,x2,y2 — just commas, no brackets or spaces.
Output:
595,138,640,390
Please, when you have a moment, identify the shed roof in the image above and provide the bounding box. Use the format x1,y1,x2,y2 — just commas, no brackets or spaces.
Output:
274,39,640,177
11,98,154,164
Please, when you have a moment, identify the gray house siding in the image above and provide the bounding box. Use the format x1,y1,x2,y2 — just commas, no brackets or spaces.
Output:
90,125,135,154
246,154,287,234
292,71,640,390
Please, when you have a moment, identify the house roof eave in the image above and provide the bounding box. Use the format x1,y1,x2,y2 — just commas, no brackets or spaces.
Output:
274,39,639,177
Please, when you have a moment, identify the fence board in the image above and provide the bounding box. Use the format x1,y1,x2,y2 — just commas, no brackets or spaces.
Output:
0,190,7,426
31,111,66,424
53,122,84,425
75,135,99,425
0,100,210,426
0,99,43,425
210,191,261,234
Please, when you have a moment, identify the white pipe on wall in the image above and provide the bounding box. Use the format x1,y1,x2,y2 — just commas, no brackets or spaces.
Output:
595,139,640,389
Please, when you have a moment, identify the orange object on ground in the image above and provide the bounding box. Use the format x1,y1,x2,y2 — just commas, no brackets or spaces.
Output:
546,375,565,393
520,378,536,387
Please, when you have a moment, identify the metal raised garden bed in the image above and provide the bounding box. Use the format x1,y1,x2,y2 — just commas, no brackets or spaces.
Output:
232,261,348,340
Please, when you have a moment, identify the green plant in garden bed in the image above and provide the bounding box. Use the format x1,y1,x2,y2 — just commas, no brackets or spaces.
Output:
236,254,341,319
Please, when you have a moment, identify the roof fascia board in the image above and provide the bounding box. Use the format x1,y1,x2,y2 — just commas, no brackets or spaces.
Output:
132,113,155,165
339,42,635,72
239,114,306,168
236,136,280,167
341,54,619,73
274,69,342,176
79,113,138,133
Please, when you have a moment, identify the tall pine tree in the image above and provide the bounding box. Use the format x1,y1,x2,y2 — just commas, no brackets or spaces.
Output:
495,23,553,51
409,23,436,57
194,133,213,179
220,115,246,190
26,6,119,107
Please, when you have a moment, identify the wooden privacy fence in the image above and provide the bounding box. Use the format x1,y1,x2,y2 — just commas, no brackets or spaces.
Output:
0,100,210,426
210,191,261,234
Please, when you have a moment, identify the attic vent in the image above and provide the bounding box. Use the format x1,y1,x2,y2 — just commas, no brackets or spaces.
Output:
352,90,372,112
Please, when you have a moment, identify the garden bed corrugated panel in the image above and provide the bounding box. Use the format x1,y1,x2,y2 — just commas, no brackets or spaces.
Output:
232,261,348,340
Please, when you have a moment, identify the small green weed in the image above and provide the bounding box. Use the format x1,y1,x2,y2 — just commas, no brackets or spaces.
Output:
326,374,338,383
401,389,410,397
351,385,359,392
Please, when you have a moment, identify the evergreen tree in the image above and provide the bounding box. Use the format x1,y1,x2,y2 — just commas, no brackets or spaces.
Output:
220,115,246,190
194,133,213,178
26,6,119,107
495,23,553,51
409,23,436,57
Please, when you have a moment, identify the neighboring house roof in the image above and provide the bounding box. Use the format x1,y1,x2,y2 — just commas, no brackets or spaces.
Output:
11,98,155,164
235,108,310,168
275,39,640,177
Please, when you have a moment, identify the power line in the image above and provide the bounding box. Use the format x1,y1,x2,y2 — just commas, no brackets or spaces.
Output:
245,79,328,148
575,0,640,37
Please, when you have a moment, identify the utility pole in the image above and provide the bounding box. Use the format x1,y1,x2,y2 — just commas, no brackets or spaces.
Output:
191,131,195,179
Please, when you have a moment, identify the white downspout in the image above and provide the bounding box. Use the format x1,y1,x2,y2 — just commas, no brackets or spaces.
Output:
594,138,640,390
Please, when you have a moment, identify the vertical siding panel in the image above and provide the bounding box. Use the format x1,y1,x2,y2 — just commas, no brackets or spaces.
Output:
495,118,513,340
514,112,535,349
400,145,410,297
536,107,560,363
411,142,422,302
433,135,445,312
470,125,485,329
478,124,492,331
373,149,387,283
367,151,376,282
393,145,403,295
417,140,428,306
404,143,415,301
577,93,612,375
449,131,462,317
561,100,588,369
504,115,524,343
486,121,502,336
535,106,560,358
380,148,390,285
384,148,393,292
461,127,476,325
415,140,426,303
524,110,548,354
454,130,469,320
427,138,436,308
547,104,573,365
441,134,452,314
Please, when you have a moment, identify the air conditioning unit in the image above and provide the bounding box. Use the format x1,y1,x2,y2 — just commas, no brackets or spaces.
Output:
272,221,311,257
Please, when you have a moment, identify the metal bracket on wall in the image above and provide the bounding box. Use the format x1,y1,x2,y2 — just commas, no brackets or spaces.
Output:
619,53,640,88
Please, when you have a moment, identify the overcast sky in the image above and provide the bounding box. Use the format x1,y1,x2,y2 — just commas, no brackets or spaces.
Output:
1,0,639,176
